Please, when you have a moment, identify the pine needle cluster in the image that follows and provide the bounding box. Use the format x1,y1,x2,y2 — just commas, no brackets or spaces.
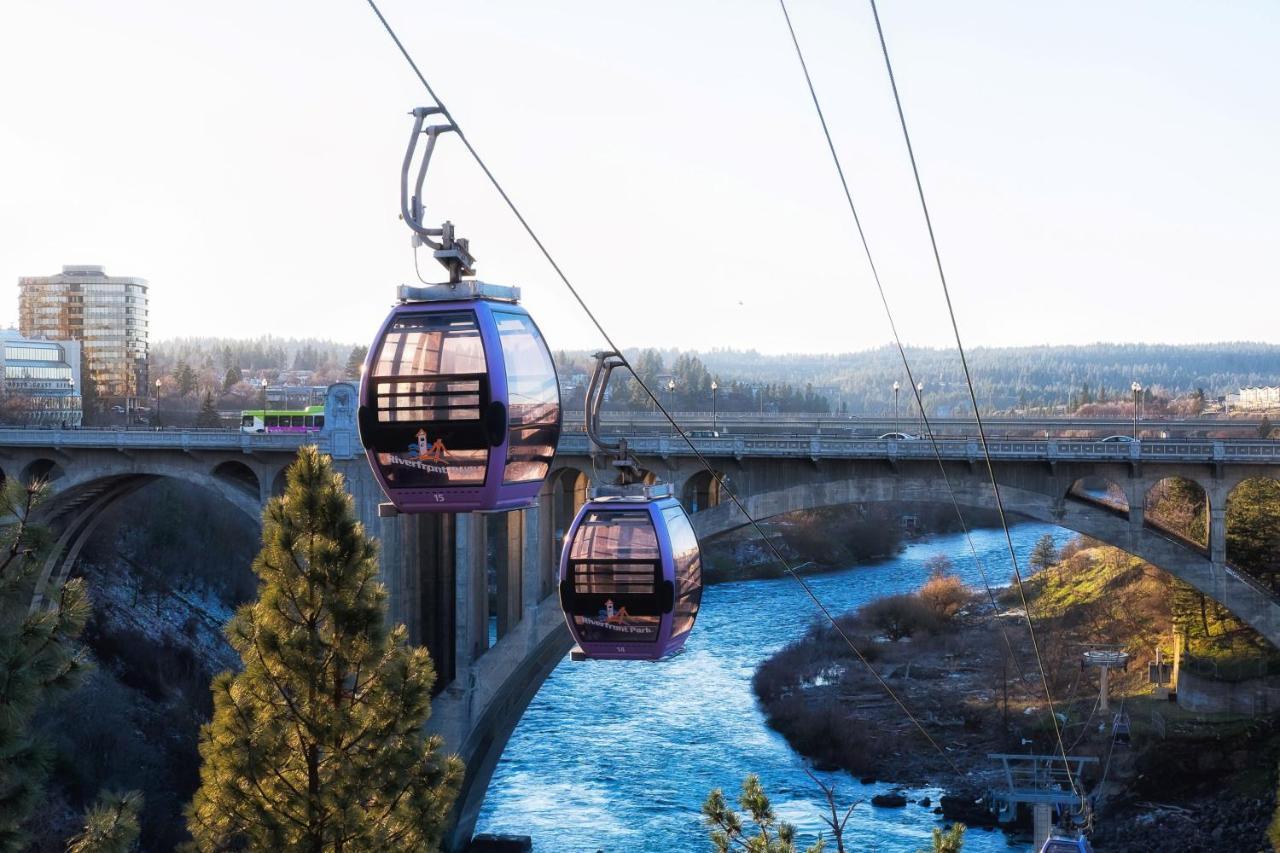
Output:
0,479,90,852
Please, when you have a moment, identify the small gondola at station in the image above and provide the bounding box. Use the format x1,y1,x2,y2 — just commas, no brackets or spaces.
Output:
358,108,561,514
558,352,703,660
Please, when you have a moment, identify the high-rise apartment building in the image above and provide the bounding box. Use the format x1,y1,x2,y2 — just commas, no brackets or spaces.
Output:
18,265,149,399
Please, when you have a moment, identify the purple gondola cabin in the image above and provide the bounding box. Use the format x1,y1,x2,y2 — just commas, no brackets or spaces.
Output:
559,491,703,660
358,298,561,513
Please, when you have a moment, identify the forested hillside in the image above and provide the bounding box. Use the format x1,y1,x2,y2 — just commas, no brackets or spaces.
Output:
153,336,1280,416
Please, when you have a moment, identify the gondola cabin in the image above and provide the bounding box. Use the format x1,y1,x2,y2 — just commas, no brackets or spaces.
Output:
559,489,702,660
358,292,561,513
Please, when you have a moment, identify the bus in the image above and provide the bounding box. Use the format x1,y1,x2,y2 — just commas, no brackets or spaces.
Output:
240,405,325,434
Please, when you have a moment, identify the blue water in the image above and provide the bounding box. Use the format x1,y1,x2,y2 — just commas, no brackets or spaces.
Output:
477,523,1076,852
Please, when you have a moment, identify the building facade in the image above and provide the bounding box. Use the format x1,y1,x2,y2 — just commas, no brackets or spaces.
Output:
0,330,82,426
1232,386,1280,411
18,265,149,400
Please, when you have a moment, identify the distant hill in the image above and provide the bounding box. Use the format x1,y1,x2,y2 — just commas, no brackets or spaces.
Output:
556,342,1280,415
154,336,1280,416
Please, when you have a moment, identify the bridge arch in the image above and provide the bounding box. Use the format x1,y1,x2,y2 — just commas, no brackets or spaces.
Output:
29,463,267,611
1226,476,1280,588
1065,475,1128,514
683,468,725,514
212,460,261,502
1145,475,1209,547
23,457,65,484
689,475,1280,648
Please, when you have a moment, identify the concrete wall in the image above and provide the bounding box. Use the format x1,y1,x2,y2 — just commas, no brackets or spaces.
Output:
1178,669,1280,716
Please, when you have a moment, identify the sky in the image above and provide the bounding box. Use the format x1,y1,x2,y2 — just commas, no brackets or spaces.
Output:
1,1,1276,354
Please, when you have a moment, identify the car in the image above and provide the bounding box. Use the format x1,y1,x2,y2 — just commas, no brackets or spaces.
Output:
1099,435,1135,443
688,429,722,438
110,405,126,413
878,431,919,441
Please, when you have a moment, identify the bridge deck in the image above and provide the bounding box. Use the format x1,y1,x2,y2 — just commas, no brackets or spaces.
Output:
1,426,1277,464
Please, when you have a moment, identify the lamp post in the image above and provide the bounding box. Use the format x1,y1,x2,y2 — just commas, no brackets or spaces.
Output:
154,378,162,428
710,380,718,433
1131,381,1142,439
260,378,269,432
916,381,925,435
892,380,900,431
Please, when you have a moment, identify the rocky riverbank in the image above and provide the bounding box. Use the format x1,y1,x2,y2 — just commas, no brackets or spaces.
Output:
751,538,1280,850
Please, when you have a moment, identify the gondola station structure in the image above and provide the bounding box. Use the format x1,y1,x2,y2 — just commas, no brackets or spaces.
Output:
358,108,561,515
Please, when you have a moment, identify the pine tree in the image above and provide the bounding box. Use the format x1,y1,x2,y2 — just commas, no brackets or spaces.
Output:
344,345,368,380
196,392,221,428
185,447,463,851
175,361,198,397
0,480,91,852
703,775,825,853
1029,534,1059,573
222,365,243,392
67,791,143,853
917,822,965,853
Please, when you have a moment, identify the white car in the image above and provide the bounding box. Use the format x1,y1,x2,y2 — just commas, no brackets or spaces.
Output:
879,432,919,441
1099,435,1135,443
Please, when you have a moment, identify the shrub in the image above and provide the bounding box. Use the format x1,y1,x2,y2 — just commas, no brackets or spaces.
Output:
919,573,968,621
862,594,939,641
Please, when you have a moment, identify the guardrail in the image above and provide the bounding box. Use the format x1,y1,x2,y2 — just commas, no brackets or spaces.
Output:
0,429,303,452
556,434,1280,464
0,429,1277,465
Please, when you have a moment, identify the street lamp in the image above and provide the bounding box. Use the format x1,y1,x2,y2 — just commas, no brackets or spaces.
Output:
710,380,718,433
154,378,162,428
1131,381,1142,439
916,381,925,435
892,380,901,431
260,378,269,432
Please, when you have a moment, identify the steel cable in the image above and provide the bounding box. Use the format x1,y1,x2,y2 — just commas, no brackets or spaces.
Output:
860,0,1079,799
776,0,1036,691
363,0,965,779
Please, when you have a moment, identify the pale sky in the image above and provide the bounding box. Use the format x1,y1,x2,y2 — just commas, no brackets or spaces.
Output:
1,1,1276,354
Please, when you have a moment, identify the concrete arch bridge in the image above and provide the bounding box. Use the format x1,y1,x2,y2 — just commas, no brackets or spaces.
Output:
3,391,1279,849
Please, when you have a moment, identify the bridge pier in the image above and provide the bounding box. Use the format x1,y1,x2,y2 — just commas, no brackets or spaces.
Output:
431,501,572,852
1210,505,1228,566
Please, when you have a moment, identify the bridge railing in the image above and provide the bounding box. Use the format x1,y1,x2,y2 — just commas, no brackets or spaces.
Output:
0,428,303,452
555,434,1280,464
0,428,1277,465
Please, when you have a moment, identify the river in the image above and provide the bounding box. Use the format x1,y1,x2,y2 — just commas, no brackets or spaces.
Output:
476,522,1077,852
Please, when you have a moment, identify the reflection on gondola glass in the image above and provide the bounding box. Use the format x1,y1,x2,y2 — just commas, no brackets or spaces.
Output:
567,510,662,644
368,311,488,488
495,311,559,484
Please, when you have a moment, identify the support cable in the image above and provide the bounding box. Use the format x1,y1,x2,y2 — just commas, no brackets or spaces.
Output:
860,0,1078,798
776,0,1034,690
363,0,964,779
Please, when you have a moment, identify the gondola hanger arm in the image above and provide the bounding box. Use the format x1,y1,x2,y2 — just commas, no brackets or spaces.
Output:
400,106,475,283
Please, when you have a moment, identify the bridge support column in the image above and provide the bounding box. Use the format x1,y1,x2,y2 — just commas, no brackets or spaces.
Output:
454,514,489,672
498,512,523,638
535,493,556,604
412,514,456,689
1210,506,1227,566
522,504,545,627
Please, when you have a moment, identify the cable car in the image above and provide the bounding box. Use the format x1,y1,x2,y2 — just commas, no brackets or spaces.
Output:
359,294,560,513
556,352,704,660
559,486,702,660
358,108,561,514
